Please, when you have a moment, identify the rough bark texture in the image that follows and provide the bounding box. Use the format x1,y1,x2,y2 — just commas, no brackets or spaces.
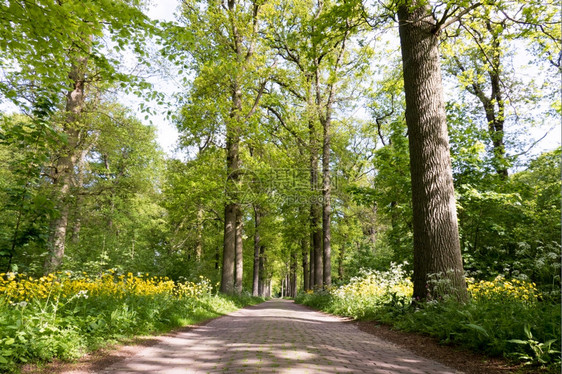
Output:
397,1,467,300
44,58,87,274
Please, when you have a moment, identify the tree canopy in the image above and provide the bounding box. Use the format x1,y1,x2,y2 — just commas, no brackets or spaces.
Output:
0,0,559,304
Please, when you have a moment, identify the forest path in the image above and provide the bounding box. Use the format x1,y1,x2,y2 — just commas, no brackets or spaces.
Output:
102,299,461,374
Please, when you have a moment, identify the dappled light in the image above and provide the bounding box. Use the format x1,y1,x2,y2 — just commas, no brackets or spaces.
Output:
0,0,559,372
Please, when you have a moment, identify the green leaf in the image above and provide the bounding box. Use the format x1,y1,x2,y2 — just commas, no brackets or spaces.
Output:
465,323,489,337
507,339,528,345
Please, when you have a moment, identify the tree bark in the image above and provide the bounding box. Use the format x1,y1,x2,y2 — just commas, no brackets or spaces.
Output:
338,235,346,280
321,113,332,287
221,202,237,294
234,209,244,294
302,237,310,291
290,250,297,297
69,147,90,245
397,1,467,300
456,20,508,178
252,205,261,296
258,245,266,297
195,207,203,261
221,71,243,294
309,120,323,288
44,57,87,274
309,235,315,288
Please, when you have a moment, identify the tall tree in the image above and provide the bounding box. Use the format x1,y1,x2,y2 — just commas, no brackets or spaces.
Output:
0,0,153,273
174,0,272,294
265,0,368,287
44,52,89,273
397,0,467,299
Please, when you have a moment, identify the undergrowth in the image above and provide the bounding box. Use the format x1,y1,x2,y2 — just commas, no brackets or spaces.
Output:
296,263,561,372
0,270,264,372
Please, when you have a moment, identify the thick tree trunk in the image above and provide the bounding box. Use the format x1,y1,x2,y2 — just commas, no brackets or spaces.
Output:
44,58,87,274
397,1,467,300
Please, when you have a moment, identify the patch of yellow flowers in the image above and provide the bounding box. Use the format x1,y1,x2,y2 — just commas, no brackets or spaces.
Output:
467,275,540,303
332,264,414,300
0,271,213,303
334,277,413,299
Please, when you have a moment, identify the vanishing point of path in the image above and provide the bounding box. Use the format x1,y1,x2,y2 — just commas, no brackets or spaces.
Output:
102,299,461,374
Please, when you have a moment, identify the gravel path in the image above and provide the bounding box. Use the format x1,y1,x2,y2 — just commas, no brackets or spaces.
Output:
102,299,462,374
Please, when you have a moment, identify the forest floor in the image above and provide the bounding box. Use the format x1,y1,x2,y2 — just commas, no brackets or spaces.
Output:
21,300,536,374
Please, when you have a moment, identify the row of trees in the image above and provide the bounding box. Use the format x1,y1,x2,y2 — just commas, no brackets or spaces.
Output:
167,0,559,298
0,0,559,299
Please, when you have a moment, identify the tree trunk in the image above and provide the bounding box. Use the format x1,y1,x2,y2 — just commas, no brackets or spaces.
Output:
456,20,508,178
290,251,297,297
44,57,87,274
69,148,90,245
215,245,220,270
221,203,237,294
221,73,242,294
302,238,310,291
338,235,346,280
321,115,332,287
397,1,467,300
258,245,266,297
252,205,261,296
195,207,203,261
309,120,323,288
234,210,243,294
309,236,315,288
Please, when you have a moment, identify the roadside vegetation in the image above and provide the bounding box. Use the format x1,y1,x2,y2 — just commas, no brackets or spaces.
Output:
296,263,561,372
0,271,263,372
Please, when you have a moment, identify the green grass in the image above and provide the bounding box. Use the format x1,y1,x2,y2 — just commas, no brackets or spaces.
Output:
0,290,264,373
